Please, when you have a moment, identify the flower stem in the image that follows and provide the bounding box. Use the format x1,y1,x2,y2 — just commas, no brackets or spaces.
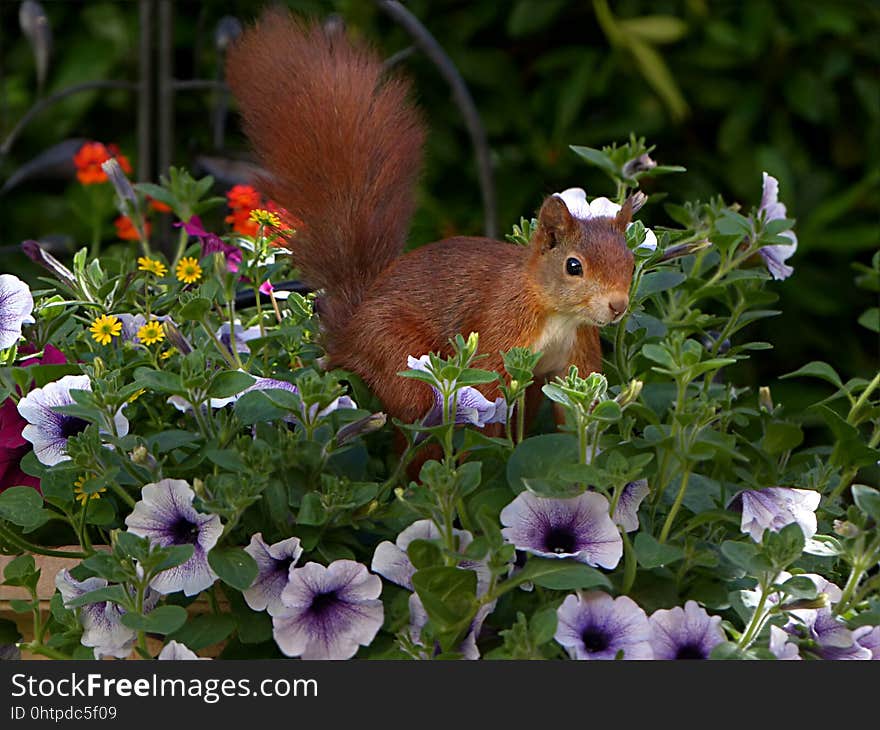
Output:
658,467,691,544
738,579,770,649
0,521,88,559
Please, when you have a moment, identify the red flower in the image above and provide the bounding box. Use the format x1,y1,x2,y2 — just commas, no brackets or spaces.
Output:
73,142,133,185
226,184,261,211
0,344,66,494
114,215,150,241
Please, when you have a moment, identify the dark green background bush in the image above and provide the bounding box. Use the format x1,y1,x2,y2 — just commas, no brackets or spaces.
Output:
1,0,877,397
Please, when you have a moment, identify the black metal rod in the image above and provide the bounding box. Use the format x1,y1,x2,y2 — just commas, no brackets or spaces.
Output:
375,0,497,239
157,0,173,177
137,0,153,183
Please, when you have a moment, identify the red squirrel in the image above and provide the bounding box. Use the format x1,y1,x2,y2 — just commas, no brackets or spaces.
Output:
226,11,636,428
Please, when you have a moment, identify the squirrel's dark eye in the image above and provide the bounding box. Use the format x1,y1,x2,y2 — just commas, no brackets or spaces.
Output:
565,257,583,277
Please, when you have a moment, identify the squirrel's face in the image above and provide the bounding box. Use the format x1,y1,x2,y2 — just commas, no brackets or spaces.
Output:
531,195,635,327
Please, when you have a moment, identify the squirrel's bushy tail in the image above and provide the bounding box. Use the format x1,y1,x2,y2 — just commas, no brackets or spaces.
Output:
226,11,425,335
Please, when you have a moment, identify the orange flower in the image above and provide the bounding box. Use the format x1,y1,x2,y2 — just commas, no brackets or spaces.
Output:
114,215,150,241
226,184,261,211
225,209,259,236
73,142,133,184
149,198,172,213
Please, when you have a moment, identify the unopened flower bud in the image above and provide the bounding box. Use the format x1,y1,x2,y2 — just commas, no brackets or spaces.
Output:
833,519,859,538
759,386,773,413
622,153,657,178
782,593,830,612
615,379,644,407
129,445,153,466
336,412,387,446
162,319,193,355
92,357,106,378
659,239,712,262
102,158,138,208
193,478,206,498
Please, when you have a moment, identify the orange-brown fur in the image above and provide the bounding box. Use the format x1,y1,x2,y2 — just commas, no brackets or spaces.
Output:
227,12,634,436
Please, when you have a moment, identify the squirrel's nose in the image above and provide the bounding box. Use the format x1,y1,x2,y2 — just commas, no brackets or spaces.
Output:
608,295,629,317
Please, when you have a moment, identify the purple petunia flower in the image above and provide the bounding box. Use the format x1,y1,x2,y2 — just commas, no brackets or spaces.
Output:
500,491,623,569
18,374,129,466
769,625,800,660
371,519,495,659
272,560,384,660
790,609,872,660
757,172,797,280
158,640,210,660
854,626,880,660
554,187,657,250
736,487,820,543
55,569,157,660
407,592,493,661
243,532,303,615
648,601,726,660
0,274,35,349
177,216,242,273
406,355,506,428
555,591,653,660
117,313,147,343
125,479,223,597
216,321,263,355
612,480,650,532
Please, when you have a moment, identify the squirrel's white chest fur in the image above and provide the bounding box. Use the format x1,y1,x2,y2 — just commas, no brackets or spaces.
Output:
531,313,580,375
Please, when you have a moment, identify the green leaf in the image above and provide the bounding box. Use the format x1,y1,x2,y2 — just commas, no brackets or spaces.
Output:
569,145,620,180
761,421,804,455
208,371,255,398
208,548,258,591
641,344,676,370
167,613,236,650
178,297,212,321
852,484,880,523
763,523,805,569
3,554,36,583
297,492,326,526
133,367,184,395
507,433,578,493
817,405,880,468
407,539,443,570
633,533,684,568
81,554,131,583
66,585,129,609
120,605,188,635
618,15,688,44
0,487,50,530
636,270,686,299
781,361,843,389
592,400,622,422
516,558,611,591
858,307,879,332
411,567,477,632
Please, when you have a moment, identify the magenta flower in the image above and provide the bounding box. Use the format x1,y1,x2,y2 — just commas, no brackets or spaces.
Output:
177,216,242,273
555,591,653,660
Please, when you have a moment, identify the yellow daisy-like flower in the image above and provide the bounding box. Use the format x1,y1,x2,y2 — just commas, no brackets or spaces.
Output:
137,320,165,346
74,475,106,506
89,314,122,346
128,388,146,403
248,208,283,228
137,256,168,277
175,257,202,284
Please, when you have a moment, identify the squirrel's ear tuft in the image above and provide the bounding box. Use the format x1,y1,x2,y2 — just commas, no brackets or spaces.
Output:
613,192,647,232
535,195,576,252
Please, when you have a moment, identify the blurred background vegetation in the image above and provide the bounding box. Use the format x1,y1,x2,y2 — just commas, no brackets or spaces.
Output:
1,0,877,406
